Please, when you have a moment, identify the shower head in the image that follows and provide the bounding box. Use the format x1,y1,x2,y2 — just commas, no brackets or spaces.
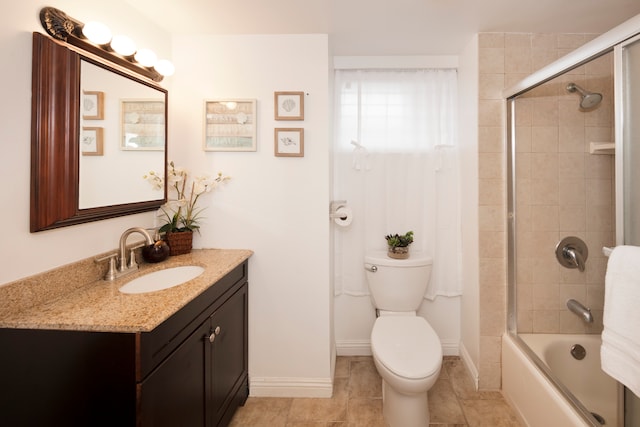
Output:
566,83,603,109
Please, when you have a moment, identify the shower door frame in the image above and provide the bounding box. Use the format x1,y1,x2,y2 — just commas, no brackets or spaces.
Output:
504,14,640,427
614,31,640,427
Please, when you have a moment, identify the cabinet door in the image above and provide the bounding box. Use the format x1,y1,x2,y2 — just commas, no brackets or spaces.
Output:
139,320,209,427
208,284,248,426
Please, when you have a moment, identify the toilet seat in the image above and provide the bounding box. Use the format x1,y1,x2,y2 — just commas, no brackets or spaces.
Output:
371,316,442,380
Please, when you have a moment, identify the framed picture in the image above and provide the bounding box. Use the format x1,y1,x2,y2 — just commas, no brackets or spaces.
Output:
121,99,166,150
82,91,104,120
274,91,304,121
274,128,304,157
81,127,104,156
204,99,257,151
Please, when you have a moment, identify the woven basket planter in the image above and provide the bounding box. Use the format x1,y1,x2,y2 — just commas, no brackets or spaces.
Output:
165,231,193,256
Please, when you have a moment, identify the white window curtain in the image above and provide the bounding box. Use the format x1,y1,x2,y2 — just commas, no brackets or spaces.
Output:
333,68,461,300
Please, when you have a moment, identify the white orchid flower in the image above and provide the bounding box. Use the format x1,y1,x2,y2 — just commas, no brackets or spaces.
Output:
145,161,230,233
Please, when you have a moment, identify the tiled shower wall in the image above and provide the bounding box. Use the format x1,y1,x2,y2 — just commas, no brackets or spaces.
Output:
478,33,613,390
514,53,615,335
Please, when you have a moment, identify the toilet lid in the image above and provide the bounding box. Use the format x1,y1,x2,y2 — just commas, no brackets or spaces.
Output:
371,316,442,380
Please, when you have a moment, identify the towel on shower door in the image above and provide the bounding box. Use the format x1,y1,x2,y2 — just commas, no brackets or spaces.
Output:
601,245,640,398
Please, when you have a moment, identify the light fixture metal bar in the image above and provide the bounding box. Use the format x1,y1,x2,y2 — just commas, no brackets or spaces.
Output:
39,7,163,82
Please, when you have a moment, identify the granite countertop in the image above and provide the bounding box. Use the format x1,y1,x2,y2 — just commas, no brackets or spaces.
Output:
0,249,252,333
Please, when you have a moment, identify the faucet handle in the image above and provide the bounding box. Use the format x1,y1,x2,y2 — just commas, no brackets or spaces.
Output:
127,243,146,270
95,253,119,281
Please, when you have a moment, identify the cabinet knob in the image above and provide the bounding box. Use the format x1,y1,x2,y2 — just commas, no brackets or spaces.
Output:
208,326,221,343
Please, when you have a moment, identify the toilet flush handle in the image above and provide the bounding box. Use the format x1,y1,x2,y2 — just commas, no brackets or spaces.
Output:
364,264,377,273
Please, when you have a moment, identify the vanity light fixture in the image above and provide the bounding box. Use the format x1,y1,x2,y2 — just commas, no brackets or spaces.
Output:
110,35,137,57
134,48,158,68
38,7,174,82
155,59,176,77
81,21,112,45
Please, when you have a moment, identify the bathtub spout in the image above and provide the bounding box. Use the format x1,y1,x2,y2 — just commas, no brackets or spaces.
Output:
566,299,593,323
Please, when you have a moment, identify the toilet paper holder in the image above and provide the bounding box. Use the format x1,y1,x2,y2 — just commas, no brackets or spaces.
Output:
329,200,349,219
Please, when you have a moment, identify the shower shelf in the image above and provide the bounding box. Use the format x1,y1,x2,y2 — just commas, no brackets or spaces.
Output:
589,142,615,155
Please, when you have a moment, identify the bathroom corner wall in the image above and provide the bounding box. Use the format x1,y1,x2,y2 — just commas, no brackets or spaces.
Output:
477,32,603,389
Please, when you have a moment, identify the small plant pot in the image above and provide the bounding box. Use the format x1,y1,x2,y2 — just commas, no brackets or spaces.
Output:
165,231,193,256
387,246,409,259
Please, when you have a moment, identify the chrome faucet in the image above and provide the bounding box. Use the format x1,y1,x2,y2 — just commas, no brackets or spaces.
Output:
95,227,155,281
566,299,594,323
118,227,154,273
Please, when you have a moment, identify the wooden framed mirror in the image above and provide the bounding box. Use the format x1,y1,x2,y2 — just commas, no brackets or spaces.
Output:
30,32,167,232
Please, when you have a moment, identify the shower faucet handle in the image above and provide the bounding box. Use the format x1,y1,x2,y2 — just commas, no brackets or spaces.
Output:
563,246,585,272
555,236,589,273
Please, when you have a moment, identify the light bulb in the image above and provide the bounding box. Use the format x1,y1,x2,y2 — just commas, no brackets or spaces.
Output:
134,48,158,67
82,21,112,45
111,35,136,56
155,59,175,76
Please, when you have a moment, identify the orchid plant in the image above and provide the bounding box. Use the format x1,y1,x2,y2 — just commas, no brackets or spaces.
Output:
144,161,230,233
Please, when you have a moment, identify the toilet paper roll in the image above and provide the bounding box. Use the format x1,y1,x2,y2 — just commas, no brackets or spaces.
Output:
333,206,353,227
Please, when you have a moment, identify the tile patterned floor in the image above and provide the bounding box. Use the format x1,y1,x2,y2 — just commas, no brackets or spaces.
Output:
229,356,524,426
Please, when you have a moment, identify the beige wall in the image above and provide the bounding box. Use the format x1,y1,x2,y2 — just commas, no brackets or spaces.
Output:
477,32,607,389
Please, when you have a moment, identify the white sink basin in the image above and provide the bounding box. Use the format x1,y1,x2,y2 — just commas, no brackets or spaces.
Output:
119,266,205,294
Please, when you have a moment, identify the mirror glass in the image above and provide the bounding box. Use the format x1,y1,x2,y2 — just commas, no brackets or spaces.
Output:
79,60,165,209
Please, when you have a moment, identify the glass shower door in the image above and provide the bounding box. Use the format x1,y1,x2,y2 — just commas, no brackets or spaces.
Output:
621,34,640,244
617,32,640,427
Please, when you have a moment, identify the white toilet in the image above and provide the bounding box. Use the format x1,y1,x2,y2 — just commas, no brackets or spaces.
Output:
364,251,442,427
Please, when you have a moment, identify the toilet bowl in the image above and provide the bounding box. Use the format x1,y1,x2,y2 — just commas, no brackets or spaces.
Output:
371,315,442,427
364,252,443,427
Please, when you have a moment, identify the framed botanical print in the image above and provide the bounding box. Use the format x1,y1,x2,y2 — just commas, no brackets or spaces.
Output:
274,128,304,157
81,127,104,156
274,91,304,120
82,91,104,120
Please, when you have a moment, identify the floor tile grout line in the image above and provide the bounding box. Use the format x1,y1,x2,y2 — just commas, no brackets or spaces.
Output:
443,360,471,427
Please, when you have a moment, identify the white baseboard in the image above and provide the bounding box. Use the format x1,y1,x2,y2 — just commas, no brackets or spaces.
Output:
441,339,459,356
459,341,479,391
336,339,372,356
337,339,460,357
249,376,333,398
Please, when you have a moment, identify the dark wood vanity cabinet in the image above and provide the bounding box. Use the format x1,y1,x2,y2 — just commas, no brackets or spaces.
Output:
139,278,249,427
0,261,248,427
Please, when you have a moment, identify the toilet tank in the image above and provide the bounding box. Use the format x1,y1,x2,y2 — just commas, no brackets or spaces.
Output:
364,251,433,312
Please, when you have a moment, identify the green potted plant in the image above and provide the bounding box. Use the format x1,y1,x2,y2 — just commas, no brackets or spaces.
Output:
385,230,414,259
145,161,230,255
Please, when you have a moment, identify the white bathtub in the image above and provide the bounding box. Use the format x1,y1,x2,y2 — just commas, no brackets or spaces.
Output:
503,333,621,427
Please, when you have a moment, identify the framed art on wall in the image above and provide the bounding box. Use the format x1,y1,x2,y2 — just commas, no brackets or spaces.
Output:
204,99,257,151
120,99,166,150
274,91,304,120
81,127,103,156
274,128,304,157
82,91,104,120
